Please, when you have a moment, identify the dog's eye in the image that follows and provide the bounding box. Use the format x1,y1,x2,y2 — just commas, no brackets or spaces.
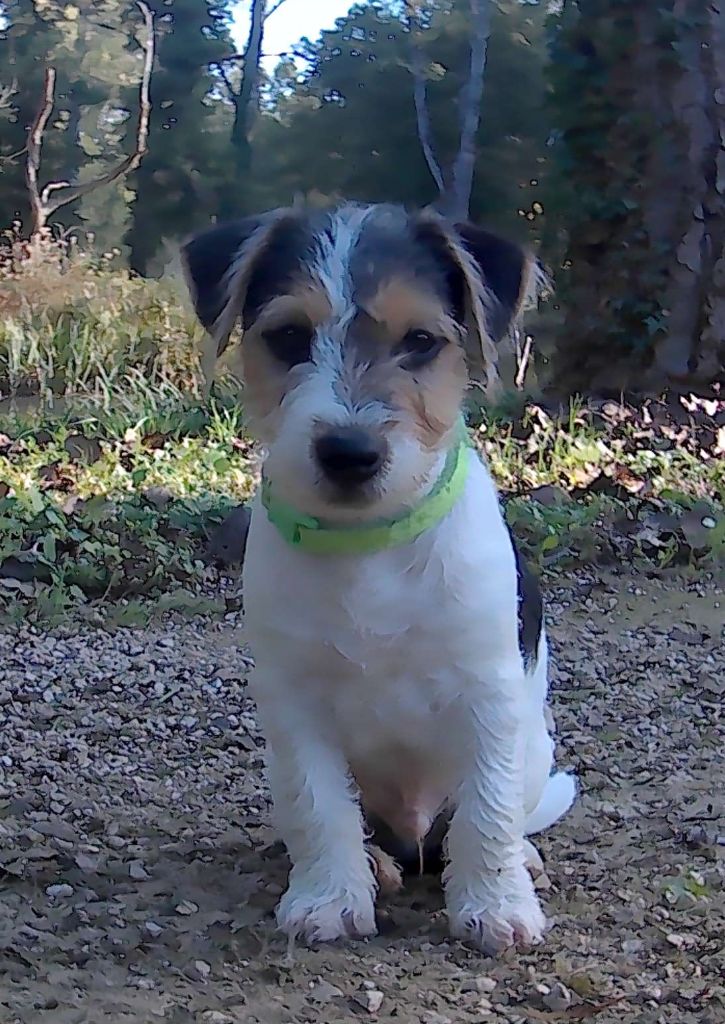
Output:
263,324,313,367
399,329,445,370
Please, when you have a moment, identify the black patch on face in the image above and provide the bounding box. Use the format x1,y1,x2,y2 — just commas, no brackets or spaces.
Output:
412,219,469,326
413,217,529,343
182,214,316,335
243,218,316,329
507,525,543,671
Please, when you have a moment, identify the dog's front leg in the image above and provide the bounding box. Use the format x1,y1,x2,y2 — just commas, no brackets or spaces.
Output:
261,703,377,943
444,663,545,954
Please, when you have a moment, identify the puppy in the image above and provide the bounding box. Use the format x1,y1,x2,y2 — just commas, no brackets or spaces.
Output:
182,203,576,953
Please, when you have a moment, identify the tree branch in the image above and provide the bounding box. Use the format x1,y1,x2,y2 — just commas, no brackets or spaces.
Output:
403,2,446,200
230,0,265,157
265,0,290,19
212,59,237,98
25,67,57,234
0,78,18,109
25,1,155,235
0,145,27,167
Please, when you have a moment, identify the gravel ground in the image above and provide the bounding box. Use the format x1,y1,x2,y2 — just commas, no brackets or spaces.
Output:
1,567,723,1024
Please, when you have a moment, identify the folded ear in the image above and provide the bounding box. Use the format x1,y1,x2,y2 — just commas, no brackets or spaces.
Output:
181,209,299,356
416,213,538,391
455,223,536,344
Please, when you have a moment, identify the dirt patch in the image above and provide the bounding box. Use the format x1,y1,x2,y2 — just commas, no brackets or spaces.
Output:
1,568,723,1024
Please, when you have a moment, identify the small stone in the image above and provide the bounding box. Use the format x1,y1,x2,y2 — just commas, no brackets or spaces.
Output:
461,976,497,995
144,921,163,937
175,900,199,916
46,883,74,899
129,859,150,880
194,960,211,979
308,979,343,1004
543,983,572,1012
201,1013,233,1024
353,988,384,1014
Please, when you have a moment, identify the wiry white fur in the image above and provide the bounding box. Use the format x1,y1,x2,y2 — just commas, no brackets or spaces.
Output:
244,449,577,953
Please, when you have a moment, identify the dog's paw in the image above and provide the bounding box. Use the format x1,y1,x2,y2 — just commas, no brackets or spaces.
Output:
448,870,546,954
276,885,377,943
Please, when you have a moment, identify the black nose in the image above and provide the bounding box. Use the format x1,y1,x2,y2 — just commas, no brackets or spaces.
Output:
315,428,386,486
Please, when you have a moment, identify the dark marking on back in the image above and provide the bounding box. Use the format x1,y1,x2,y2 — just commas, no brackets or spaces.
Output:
507,525,543,671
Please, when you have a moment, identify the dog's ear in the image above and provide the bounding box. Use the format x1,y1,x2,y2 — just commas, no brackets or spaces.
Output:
416,214,538,391
454,223,535,344
181,210,297,356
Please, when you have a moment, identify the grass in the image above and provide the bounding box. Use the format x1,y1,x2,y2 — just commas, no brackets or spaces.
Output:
1,235,722,623
0,230,208,408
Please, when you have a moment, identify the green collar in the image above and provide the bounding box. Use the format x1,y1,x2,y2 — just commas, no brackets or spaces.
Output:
261,432,471,556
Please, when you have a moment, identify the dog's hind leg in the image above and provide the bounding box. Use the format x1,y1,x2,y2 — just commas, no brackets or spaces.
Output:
367,844,404,895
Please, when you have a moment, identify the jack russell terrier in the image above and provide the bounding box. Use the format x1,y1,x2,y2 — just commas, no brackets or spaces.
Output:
182,203,577,953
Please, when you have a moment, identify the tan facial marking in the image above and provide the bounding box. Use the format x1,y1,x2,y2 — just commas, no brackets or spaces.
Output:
240,279,331,435
364,277,460,342
391,340,467,450
356,277,466,450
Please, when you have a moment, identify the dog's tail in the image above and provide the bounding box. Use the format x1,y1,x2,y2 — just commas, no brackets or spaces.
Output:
524,771,577,836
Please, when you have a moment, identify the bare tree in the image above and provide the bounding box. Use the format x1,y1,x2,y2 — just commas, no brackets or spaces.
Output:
24,1,155,239
213,0,291,195
404,0,491,221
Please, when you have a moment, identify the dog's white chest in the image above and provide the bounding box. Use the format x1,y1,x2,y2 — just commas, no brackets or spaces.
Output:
243,455,521,835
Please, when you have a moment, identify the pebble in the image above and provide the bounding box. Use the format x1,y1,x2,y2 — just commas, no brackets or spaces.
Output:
128,860,150,880
46,883,74,899
307,979,343,1004
353,988,384,1014
461,976,497,995
175,900,199,916
543,982,572,1012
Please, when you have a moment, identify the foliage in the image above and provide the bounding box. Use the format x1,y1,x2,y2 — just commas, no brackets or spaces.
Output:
0,230,207,403
1,355,721,624
1,1,552,257
546,0,725,393
0,0,237,263
250,0,550,241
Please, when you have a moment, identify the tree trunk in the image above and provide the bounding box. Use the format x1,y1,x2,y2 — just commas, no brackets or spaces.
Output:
406,0,490,222
550,0,725,396
652,1,725,385
230,0,265,179
448,0,490,221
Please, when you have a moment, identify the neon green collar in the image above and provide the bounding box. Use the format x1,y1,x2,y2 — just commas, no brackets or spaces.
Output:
261,431,471,556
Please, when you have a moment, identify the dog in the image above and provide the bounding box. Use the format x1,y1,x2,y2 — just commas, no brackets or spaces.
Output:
181,203,576,953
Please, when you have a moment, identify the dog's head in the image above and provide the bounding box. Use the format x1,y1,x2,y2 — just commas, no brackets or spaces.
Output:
183,203,533,521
